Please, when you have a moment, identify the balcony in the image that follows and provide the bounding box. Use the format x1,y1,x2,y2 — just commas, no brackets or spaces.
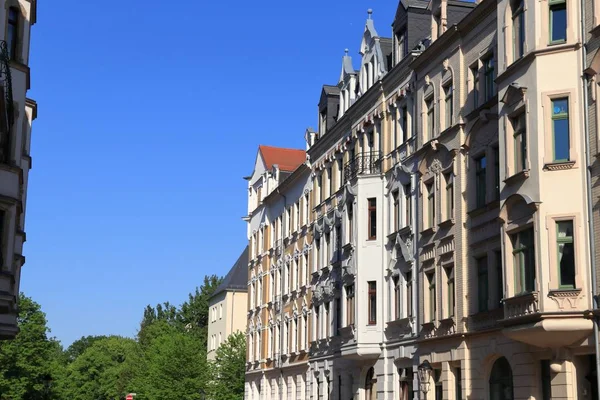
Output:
501,291,593,348
343,152,381,184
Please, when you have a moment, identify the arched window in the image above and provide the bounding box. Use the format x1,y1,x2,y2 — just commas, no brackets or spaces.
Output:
365,367,376,400
489,357,514,400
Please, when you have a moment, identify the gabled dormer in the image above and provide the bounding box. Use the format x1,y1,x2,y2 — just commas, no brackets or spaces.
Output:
428,0,476,42
357,10,393,96
392,0,431,65
338,49,358,118
318,85,340,136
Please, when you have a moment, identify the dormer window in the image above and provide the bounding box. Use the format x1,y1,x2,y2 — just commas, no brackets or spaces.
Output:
396,31,408,62
7,7,19,61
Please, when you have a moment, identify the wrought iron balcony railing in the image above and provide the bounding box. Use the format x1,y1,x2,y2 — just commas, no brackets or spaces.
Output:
343,151,382,184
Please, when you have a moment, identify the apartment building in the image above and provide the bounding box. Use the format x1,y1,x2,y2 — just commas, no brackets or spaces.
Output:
245,0,600,397
207,246,248,360
0,0,36,340
245,145,312,400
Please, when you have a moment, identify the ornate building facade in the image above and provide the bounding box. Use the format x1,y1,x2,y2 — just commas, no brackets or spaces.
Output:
0,0,37,339
245,0,600,397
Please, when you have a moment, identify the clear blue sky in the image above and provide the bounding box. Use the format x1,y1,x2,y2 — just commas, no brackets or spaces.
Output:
24,0,398,346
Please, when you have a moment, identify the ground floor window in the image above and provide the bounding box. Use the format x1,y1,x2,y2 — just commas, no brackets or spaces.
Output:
489,357,514,400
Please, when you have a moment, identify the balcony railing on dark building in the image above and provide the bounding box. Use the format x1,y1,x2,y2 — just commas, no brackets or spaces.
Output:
0,41,14,164
343,151,382,184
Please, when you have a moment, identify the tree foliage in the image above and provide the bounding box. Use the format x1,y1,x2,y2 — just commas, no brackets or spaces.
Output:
209,331,246,400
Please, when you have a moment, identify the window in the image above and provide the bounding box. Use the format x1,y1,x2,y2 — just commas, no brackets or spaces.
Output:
318,174,323,203
305,194,310,225
393,106,399,149
444,83,454,129
495,250,504,308
471,64,479,108
401,105,408,142
484,57,495,101
348,203,354,242
270,272,275,301
557,220,575,288
428,272,436,321
335,225,342,259
303,315,308,349
512,112,527,171
338,159,344,190
477,257,489,312
445,173,454,220
368,198,377,240
296,201,300,230
550,0,567,44
335,297,341,335
393,190,400,232
489,358,514,400
404,183,412,226
455,367,462,400
494,147,500,200
406,271,413,318
512,0,525,60
286,208,292,236
426,96,435,138
426,182,435,228
304,253,309,284
294,258,299,291
368,281,377,325
446,266,455,317
552,98,570,162
434,369,442,400
512,228,536,293
346,284,355,326
393,276,400,319
328,167,333,198
475,155,487,208
541,360,552,400
7,7,18,61
219,304,223,319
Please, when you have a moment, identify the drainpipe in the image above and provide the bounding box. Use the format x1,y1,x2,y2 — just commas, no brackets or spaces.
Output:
580,0,600,393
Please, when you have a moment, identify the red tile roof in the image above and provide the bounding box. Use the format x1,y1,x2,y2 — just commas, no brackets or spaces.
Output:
259,145,306,172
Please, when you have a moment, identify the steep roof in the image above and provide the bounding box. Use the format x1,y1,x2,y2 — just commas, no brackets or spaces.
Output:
211,246,249,299
259,145,306,172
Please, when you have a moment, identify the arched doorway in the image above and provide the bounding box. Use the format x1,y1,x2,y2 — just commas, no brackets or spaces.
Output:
489,357,514,400
365,367,376,400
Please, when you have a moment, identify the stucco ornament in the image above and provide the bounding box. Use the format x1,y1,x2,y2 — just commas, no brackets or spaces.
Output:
429,159,443,175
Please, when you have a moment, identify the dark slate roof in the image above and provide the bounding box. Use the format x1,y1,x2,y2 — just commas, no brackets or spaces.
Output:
380,38,394,71
323,85,341,95
211,246,249,299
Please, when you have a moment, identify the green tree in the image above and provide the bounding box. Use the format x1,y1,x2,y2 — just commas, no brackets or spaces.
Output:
209,332,246,400
63,335,108,363
179,275,222,331
138,330,209,400
62,336,138,400
0,294,61,400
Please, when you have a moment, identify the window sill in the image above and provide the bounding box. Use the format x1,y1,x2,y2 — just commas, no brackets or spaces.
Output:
467,200,500,217
504,169,530,185
548,288,581,298
438,218,455,229
420,226,437,236
464,95,498,120
543,161,576,171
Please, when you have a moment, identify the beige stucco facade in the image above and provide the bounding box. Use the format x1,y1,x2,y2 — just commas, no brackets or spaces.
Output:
208,289,248,360
244,0,600,397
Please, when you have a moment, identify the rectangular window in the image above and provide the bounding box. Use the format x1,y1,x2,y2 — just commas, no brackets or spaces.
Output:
455,367,462,400
552,97,570,162
434,369,442,400
471,64,479,108
426,182,435,228
406,271,413,318
338,159,343,190
393,276,400,320
445,173,454,220
328,167,333,198
393,190,400,232
428,272,436,321
335,297,341,335
392,106,399,150
484,57,495,101
446,266,455,317
426,96,435,138
513,228,536,293
404,183,412,226
368,198,377,240
513,0,525,60
368,281,377,325
318,173,323,203
557,220,575,288
7,8,18,61
477,256,489,312
346,284,355,326
475,155,487,208
348,202,354,242
296,201,300,230
305,194,310,225
444,84,454,129
401,105,408,142
494,147,500,200
512,112,527,171
550,0,567,43
495,250,504,309
541,360,552,400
